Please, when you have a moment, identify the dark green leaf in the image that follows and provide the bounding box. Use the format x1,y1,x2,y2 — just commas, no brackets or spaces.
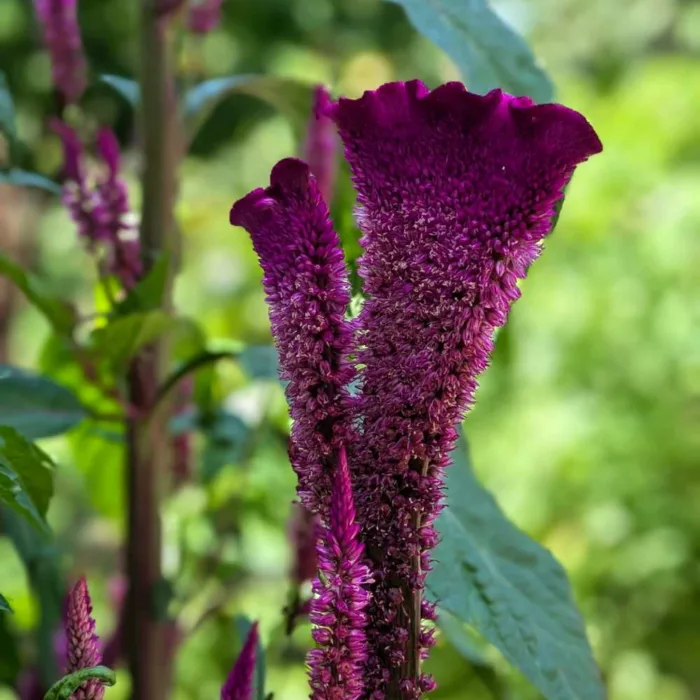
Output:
183,75,314,141
0,427,55,533
0,169,61,194
0,72,16,142
427,430,604,700
239,345,280,380
200,411,250,483
115,254,170,315
0,593,11,613
0,365,86,439
0,253,76,333
436,607,490,667
91,311,196,370
387,0,554,103
99,74,141,107
234,615,266,700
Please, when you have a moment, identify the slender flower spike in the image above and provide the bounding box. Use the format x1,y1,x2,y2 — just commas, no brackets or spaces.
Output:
65,577,104,700
321,81,602,695
307,447,372,700
303,86,338,206
53,121,142,289
230,159,356,518
221,622,258,700
188,0,224,33
34,0,87,104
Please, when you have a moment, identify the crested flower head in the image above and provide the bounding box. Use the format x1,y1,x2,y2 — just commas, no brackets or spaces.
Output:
221,622,258,700
34,0,87,104
307,447,372,700
322,80,602,695
303,86,338,206
232,79,601,697
53,121,141,289
230,159,356,518
65,577,104,700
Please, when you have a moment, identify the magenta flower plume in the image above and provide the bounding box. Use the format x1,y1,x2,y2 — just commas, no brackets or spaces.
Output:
188,0,224,33
221,622,258,700
53,121,142,289
321,80,602,695
65,577,104,700
34,0,87,104
307,447,372,700
303,86,338,206
230,159,356,518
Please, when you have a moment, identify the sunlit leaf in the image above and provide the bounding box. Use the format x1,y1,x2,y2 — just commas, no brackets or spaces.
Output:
115,254,170,315
0,168,61,194
387,0,554,102
98,74,141,107
0,253,76,334
427,430,604,700
0,365,86,439
183,75,314,141
0,427,55,533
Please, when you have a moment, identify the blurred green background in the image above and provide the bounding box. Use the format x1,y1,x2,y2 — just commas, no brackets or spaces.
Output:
1,0,699,699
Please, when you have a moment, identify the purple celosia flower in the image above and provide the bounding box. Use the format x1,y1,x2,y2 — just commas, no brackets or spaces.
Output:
303,86,338,206
34,0,87,105
65,577,104,700
307,447,372,700
53,121,142,289
188,0,224,34
232,79,601,696
221,622,258,700
322,80,602,695
229,159,356,519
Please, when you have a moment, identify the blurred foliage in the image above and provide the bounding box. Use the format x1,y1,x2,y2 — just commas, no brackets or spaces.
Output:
0,0,699,699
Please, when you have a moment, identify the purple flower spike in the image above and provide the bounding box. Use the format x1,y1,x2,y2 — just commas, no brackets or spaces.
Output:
188,0,224,34
324,80,602,695
307,447,372,700
303,86,338,206
230,158,356,518
221,622,258,700
65,577,104,700
34,0,87,104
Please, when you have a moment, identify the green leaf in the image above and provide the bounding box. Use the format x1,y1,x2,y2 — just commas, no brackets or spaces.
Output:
0,365,86,439
0,427,55,533
99,74,141,107
68,423,124,521
0,593,11,613
0,169,61,194
0,253,76,334
91,310,194,370
239,345,280,380
44,665,116,700
115,254,170,315
427,430,604,700
0,72,17,142
436,607,490,667
387,0,554,103
200,410,250,483
183,75,314,140
234,615,266,700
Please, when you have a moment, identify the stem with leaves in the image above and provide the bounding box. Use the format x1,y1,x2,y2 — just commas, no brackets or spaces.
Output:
124,3,179,699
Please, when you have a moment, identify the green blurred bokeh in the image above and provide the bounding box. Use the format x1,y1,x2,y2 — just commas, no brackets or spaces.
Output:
1,0,699,699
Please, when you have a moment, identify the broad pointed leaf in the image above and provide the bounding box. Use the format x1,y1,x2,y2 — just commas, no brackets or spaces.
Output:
387,0,554,103
0,169,61,194
0,365,86,439
0,253,75,333
0,427,55,533
427,431,604,700
99,74,141,107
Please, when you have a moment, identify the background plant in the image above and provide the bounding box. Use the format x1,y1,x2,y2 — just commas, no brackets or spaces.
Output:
0,0,698,699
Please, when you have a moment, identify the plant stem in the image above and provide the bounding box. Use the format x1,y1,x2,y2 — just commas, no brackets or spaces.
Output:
125,3,179,700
